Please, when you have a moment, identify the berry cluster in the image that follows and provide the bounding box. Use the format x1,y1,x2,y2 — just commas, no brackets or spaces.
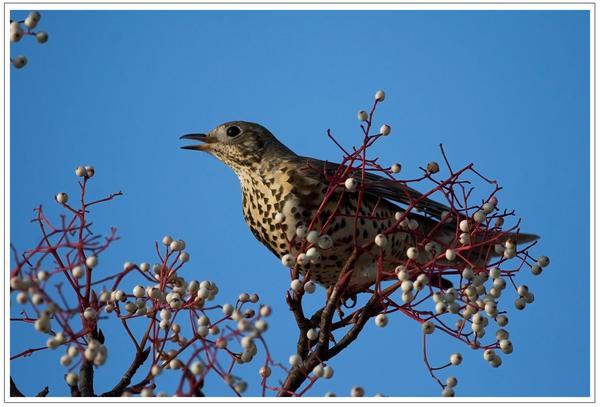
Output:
276,90,548,396
10,11,49,69
10,167,276,396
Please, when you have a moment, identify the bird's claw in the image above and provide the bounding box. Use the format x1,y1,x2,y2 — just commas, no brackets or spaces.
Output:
342,293,357,309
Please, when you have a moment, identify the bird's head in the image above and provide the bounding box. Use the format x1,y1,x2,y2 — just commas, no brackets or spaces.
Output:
180,121,292,171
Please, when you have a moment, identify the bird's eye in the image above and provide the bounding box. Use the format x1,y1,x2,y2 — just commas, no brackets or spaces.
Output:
226,126,242,137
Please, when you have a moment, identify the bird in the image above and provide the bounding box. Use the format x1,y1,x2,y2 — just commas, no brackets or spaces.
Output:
180,121,536,292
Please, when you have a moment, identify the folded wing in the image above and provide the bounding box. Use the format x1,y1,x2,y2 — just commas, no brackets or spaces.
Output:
296,157,451,219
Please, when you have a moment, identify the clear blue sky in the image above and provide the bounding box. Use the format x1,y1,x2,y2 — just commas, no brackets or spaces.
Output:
10,10,589,397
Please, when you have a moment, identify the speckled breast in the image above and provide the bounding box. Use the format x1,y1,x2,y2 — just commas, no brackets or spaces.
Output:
237,167,417,287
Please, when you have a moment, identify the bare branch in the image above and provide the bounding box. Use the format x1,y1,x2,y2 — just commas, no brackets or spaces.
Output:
101,347,150,397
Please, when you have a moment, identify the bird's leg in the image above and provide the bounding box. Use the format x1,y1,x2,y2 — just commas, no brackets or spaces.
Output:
336,305,345,319
325,284,350,318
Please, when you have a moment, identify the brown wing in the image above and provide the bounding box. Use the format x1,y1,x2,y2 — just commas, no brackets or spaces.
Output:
294,156,451,219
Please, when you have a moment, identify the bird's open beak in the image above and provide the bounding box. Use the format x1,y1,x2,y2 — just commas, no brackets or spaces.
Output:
179,133,218,151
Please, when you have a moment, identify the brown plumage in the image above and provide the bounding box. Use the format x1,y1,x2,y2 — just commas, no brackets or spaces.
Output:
181,121,535,290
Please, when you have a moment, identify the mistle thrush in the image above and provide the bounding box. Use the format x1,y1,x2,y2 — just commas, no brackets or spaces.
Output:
181,121,535,291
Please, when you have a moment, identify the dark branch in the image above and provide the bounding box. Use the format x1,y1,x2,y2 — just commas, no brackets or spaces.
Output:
101,347,150,397
69,382,81,397
10,377,25,397
10,376,49,397
79,358,95,396
278,251,359,396
326,293,379,359
285,291,313,359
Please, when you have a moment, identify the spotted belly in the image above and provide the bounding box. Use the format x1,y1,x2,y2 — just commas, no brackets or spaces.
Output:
241,183,423,288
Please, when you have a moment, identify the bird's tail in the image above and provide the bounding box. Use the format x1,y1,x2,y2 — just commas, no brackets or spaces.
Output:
512,232,540,245
468,231,539,266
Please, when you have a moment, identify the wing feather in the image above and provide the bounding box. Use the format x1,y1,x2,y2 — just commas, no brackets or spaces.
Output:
295,157,451,219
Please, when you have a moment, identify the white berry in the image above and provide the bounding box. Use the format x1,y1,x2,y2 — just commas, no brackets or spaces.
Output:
462,267,474,280
72,266,84,279
345,178,357,192
10,21,23,35
85,256,98,268
65,372,78,386
374,234,388,247
421,321,435,334
289,354,302,366
426,161,440,174
83,307,97,321
290,279,302,291
75,166,86,177
295,225,307,238
446,376,458,387
395,265,408,281
307,230,320,244
380,124,391,136
25,11,41,26
296,253,309,265
312,364,324,377
304,281,316,294
222,303,234,316
318,235,333,249
260,305,272,317
259,366,272,377
55,192,68,204
132,285,145,298
495,315,508,326
16,292,27,304
499,339,513,354
537,256,550,267
36,31,48,43
514,297,526,310
12,55,27,69
306,247,320,261
375,313,388,327
281,254,296,267
483,349,496,361
179,252,190,263
473,210,486,223
459,219,471,232
124,302,137,313
489,355,502,368
406,247,419,260
170,240,183,251
450,353,462,366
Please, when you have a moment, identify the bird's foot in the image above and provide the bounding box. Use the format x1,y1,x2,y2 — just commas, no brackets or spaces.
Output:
341,293,357,309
